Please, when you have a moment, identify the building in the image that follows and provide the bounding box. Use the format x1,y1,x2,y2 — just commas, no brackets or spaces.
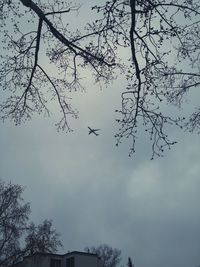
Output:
13,251,102,267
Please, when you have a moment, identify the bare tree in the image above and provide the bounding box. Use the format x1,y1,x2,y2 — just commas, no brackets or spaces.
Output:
25,220,62,255
0,0,116,131
85,244,121,267
0,180,30,267
92,0,200,158
0,0,199,157
0,179,62,267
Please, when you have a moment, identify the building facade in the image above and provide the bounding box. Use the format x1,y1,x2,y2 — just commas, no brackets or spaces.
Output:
13,251,102,267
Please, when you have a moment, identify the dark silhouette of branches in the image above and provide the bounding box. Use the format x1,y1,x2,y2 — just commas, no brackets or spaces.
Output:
85,244,121,267
0,179,62,267
92,0,200,157
0,0,199,157
127,257,134,267
25,219,62,255
0,180,30,267
0,0,117,131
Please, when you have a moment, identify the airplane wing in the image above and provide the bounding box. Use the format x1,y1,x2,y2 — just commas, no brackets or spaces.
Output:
88,126,100,131
88,126,100,135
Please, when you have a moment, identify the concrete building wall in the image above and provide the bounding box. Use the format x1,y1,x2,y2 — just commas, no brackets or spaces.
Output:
65,253,99,267
13,251,101,267
13,254,51,267
31,254,50,267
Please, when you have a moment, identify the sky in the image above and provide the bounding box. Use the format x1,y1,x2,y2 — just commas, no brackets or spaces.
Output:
0,1,200,267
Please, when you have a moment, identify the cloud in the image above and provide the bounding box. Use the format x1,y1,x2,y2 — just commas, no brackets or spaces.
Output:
0,1,200,267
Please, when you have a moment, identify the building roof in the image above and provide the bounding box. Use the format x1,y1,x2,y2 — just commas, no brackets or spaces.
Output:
23,250,98,259
11,251,99,267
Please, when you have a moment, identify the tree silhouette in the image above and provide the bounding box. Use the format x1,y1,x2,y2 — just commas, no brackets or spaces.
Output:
0,180,30,266
25,220,62,255
127,257,134,267
85,244,121,267
0,179,62,267
0,0,199,157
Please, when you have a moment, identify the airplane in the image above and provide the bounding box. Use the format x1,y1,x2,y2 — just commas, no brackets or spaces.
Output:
88,126,100,136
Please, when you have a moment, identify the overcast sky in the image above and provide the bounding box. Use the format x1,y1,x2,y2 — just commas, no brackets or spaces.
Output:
0,1,200,267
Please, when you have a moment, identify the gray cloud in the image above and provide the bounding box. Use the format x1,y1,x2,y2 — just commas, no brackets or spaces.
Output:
0,2,200,267
1,117,200,267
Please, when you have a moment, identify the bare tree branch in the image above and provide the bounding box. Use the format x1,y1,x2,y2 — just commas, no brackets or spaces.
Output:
0,0,199,157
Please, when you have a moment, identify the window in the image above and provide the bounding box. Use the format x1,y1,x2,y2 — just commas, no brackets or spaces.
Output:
66,257,75,267
50,259,61,267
